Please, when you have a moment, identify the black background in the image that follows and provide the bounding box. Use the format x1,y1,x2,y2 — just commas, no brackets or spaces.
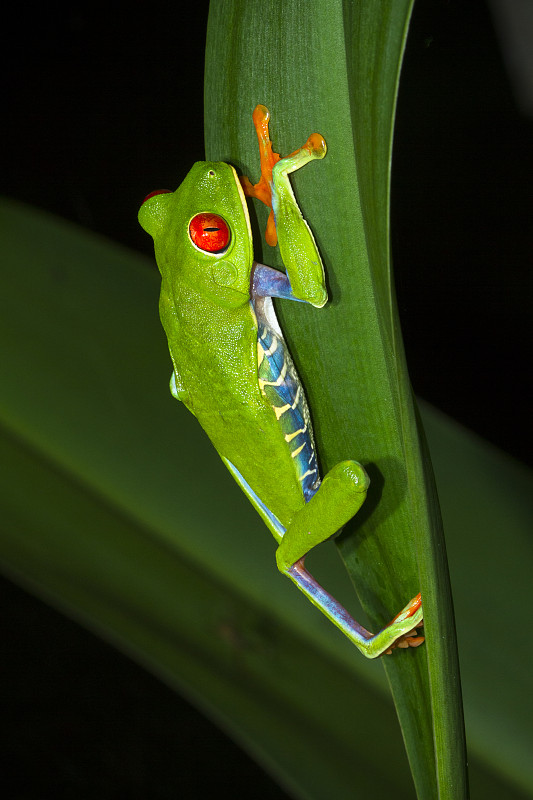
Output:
2,1,531,797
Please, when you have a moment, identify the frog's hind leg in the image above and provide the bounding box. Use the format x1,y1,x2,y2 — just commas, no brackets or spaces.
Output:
288,561,424,658
275,460,424,658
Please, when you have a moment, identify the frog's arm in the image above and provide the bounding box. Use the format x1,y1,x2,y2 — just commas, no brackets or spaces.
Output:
252,262,305,302
170,371,189,405
242,105,328,308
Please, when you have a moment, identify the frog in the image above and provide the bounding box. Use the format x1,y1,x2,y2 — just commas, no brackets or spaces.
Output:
138,104,423,658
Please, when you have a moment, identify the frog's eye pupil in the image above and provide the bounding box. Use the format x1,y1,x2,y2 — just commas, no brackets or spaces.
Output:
142,189,172,204
189,213,231,253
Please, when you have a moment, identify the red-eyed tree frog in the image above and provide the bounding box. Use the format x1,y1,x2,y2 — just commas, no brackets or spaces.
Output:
139,105,423,658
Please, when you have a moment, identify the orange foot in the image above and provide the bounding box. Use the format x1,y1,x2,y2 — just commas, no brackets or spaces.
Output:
385,592,424,655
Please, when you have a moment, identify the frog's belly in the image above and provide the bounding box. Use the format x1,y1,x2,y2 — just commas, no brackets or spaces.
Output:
193,388,309,529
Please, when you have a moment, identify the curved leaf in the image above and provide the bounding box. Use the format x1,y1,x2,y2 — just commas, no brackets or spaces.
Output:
204,2,465,797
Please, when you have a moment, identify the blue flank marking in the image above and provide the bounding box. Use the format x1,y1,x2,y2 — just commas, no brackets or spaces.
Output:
257,323,319,501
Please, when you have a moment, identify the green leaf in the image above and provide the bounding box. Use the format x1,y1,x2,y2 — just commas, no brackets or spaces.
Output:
1,199,532,798
204,1,465,797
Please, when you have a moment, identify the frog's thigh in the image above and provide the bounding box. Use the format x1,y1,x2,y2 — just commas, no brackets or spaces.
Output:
276,460,369,572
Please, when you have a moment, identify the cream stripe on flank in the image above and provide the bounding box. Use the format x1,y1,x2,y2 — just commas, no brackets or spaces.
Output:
291,442,305,459
299,469,317,482
284,425,307,443
258,360,288,393
263,336,278,357
273,403,291,419
292,385,301,407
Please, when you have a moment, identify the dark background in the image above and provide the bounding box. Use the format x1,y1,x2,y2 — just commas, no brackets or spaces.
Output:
2,1,531,797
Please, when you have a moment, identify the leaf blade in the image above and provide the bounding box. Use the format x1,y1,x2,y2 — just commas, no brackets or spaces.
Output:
204,2,465,797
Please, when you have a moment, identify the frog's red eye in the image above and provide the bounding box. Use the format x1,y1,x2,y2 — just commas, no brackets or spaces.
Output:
142,189,172,204
189,213,231,253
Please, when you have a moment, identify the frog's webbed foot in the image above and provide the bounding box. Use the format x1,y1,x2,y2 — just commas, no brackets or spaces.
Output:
382,593,424,655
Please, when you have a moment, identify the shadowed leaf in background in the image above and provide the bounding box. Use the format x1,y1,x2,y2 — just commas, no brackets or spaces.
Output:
1,192,532,797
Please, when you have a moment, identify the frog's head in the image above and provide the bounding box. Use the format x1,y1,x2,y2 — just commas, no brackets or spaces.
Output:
139,162,254,309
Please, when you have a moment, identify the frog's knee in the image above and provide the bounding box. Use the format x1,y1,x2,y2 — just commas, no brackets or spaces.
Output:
324,460,370,494
313,460,369,529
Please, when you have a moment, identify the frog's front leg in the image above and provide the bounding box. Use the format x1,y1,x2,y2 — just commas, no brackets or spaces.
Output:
270,133,328,308
276,461,424,659
242,104,328,308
